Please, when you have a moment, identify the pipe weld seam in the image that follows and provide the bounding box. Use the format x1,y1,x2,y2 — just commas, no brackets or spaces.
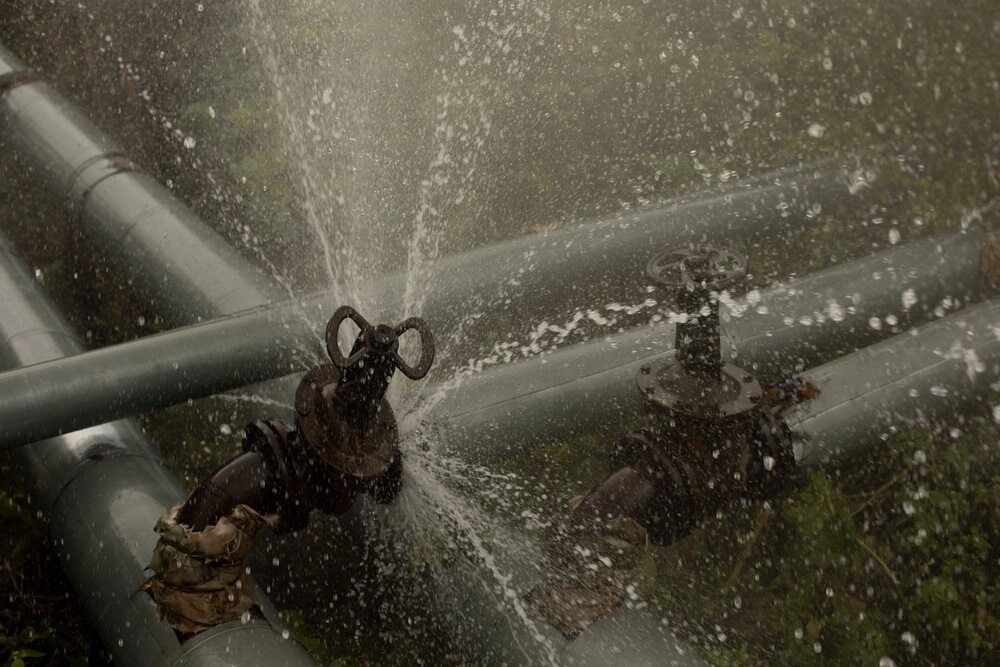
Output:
64,151,130,203
46,446,167,514
0,70,40,94
73,159,142,224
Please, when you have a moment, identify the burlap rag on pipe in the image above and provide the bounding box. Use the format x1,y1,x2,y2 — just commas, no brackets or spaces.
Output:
145,504,274,635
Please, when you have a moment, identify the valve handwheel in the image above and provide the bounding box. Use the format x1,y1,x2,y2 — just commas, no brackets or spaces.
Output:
646,244,747,294
325,305,435,380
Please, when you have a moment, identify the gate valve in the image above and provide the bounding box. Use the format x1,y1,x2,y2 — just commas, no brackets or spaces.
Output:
529,245,816,639
575,245,803,544
147,306,434,636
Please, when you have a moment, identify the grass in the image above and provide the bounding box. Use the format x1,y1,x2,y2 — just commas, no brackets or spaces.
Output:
631,421,999,665
0,454,109,666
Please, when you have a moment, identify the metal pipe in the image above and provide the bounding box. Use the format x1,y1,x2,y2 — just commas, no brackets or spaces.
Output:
0,44,280,320
0,37,949,665
0,229,983,448
424,228,989,460
4,37,873,353
2,38,702,664
0,230,314,666
789,297,1000,466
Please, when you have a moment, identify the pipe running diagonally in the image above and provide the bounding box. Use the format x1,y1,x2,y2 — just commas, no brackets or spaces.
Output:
788,297,1000,467
0,230,314,665
0,43,281,322
0,228,989,450
425,227,994,461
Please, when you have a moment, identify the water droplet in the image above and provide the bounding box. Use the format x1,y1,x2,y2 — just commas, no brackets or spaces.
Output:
859,91,873,106
281,629,290,640
868,316,882,330
807,123,826,138
879,658,897,667
902,501,915,515
888,228,901,244
183,136,196,149
220,423,232,435
208,106,216,119
827,300,845,322
763,455,775,471
821,56,832,70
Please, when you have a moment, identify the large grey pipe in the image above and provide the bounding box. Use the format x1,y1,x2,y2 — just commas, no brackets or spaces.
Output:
1,39,709,663
789,297,1000,466
1,40,871,341
0,37,931,665
424,228,991,461
0,44,280,320
0,229,987,449
0,231,314,665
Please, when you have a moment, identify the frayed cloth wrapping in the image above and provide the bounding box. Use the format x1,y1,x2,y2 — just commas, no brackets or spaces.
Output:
144,503,274,635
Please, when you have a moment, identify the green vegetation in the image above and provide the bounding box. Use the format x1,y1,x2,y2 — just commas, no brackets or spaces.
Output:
0,454,108,666
635,423,999,665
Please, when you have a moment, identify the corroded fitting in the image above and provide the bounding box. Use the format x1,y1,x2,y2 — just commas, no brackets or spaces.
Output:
155,305,435,635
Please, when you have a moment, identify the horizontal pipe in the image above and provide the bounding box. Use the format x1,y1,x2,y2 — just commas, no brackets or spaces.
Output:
0,43,280,320
0,37,937,664
0,230,313,665
789,297,1000,466
0,229,984,449
422,228,990,459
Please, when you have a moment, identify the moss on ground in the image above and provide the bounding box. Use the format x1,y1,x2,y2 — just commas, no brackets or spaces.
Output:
0,453,109,666
628,421,999,666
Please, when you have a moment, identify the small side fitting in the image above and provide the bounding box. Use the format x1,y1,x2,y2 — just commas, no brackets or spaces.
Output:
146,305,434,635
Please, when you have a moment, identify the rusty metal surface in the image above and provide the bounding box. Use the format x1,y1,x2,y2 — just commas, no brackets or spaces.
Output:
168,306,436,629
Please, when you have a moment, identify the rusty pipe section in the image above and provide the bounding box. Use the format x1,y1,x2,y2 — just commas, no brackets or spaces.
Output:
527,296,999,641
0,230,313,665
174,308,433,531
147,308,433,635
0,43,279,321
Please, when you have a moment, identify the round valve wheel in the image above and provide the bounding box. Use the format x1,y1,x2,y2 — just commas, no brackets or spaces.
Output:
325,305,435,380
646,244,747,293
